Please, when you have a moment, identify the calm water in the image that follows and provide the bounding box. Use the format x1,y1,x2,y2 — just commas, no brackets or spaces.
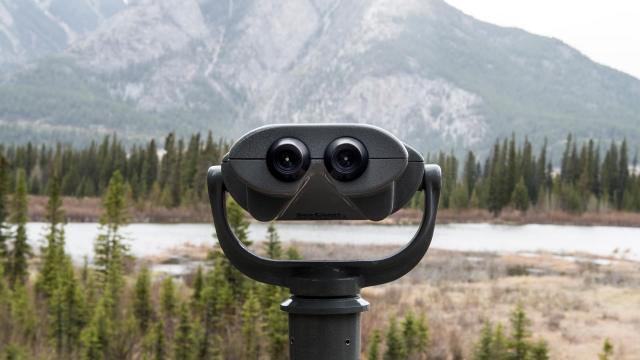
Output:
24,222,640,261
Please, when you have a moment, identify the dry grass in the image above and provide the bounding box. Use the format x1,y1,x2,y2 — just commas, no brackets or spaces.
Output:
27,195,640,227
148,241,640,359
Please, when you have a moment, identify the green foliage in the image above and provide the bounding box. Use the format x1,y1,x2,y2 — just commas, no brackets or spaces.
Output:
94,171,129,288
512,177,529,212
508,304,531,360
598,338,614,360
286,246,302,260
160,276,177,319
242,289,263,359
8,169,30,288
474,322,493,360
133,265,153,333
265,222,282,259
529,339,549,360
383,318,405,360
36,173,66,298
81,295,113,360
367,329,382,360
174,303,195,360
227,197,251,246
0,151,9,262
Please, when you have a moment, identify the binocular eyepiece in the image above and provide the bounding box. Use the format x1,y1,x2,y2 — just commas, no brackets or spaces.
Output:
267,137,369,182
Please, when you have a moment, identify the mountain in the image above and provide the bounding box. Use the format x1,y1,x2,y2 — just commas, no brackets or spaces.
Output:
0,0,126,64
1,0,639,156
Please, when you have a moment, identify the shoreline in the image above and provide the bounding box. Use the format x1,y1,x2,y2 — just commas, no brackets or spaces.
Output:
26,195,640,228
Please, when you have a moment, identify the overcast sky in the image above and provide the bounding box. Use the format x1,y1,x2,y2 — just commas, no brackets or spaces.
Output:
445,0,640,79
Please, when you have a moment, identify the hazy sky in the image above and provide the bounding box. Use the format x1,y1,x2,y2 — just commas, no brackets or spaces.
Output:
445,0,640,79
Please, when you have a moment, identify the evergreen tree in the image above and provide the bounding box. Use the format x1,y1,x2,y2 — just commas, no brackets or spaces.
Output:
174,303,195,360
160,276,177,320
36,173,66,298
8,169,31,288
0,152,9,262
134,265,153,333
190,265,204,311
474,322,493,360
491,324,509,360
81,295,113,360
265,222,282,259
264,286,288,360
49,255,88,354
508,304,531,360
286,246,302,260
383,318,405,360
598,338,613,360
529,339,549,360
512,178,529,212
227,198,251,246
367,330,382,360
401,312,419,358
463,151,479,199
242,289,263,360
94,171,129,287
152,320,167,360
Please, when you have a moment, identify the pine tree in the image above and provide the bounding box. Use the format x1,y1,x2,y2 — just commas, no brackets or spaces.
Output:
286,246,302,260
264,286,288,360
508,304,531,360
491,323,509,360
36,173,66,298
474,322,493,360
0,152,9,262
160,276,177,320
265,222,282,259
174,303,195,360
134,265,153,333
8,169,31,288
367,330,382,360
81,295,113,360
242,289,263,360
598,338,613,360
227,198,250,246
152,320,167,360
190,265,204,311
529,339,549,360
9,284,36,342
401,312,419,358
384,318,405,360
512,177,529,212
49,255,88,354
94,171,129,287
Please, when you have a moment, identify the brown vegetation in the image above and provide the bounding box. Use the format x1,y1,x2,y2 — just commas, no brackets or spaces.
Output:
30,195,640,227
150,242,640,359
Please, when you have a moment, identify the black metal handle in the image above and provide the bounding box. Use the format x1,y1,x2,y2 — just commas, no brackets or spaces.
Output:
207,164,441,297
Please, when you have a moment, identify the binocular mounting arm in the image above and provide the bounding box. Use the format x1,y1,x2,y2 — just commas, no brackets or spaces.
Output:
207,164,441,297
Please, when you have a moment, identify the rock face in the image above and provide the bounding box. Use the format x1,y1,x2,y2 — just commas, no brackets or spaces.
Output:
0,0,126,63
1,0,640,154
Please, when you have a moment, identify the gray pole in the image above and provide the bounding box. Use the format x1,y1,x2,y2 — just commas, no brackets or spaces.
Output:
282,296,370,360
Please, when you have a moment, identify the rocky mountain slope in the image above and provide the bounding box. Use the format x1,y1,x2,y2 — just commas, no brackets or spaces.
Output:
1,0,639,155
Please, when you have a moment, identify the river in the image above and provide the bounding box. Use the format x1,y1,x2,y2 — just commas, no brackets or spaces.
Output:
24,222,640,261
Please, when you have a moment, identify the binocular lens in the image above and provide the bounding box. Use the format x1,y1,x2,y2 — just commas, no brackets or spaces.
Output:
267,138,310,181
325,137,369,181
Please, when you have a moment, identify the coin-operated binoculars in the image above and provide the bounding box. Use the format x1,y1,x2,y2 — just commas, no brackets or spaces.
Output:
207,124,441,360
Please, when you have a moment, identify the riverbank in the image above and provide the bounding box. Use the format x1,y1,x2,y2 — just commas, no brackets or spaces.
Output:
26,195,640,227
146,242,640,359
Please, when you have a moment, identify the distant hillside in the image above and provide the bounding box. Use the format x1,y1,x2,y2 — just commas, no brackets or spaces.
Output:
1,0,639,156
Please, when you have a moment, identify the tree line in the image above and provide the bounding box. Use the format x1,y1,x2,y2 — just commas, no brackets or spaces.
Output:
0,132,229,208
413,134,640,214
2,132,639,215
